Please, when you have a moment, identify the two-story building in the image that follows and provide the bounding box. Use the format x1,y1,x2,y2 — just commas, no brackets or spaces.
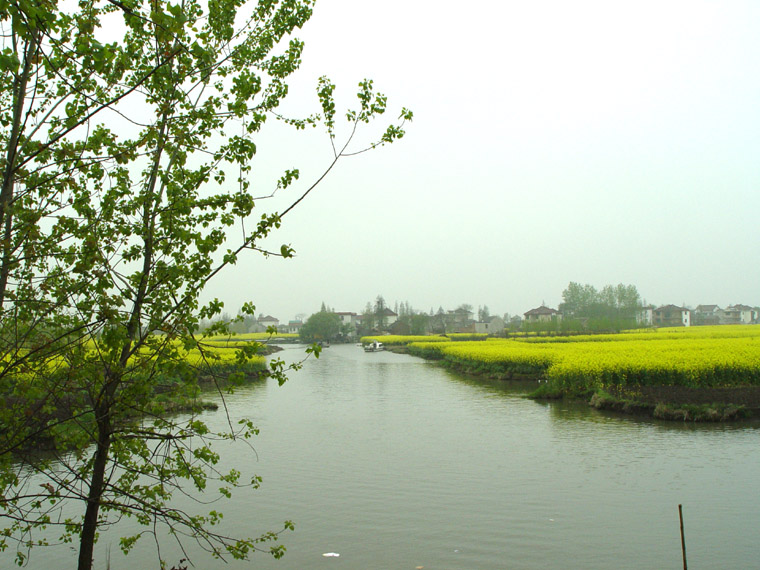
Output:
336,311,360,327
652,305,691,327
376,308,398,328
335,311,362,339
694,304,722,325
637,305,654,326
722,304,757,324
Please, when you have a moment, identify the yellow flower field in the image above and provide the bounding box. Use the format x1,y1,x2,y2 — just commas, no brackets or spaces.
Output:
8,336,268,381
204,332,299,343
359,334,488,346
408,325,760,390
360,335,450,345
446,333,489,341
514,325,760,344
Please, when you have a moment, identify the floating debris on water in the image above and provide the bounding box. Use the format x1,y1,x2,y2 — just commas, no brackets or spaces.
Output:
322,552,340,557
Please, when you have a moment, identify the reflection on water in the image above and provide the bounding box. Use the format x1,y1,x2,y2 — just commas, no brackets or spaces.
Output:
4,343,759,569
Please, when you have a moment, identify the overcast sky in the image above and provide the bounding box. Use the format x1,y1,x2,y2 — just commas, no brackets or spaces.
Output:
205,0,760,322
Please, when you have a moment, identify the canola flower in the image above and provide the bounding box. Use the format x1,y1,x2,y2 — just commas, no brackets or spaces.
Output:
360,335,449,346
514,325,760,344
446,333,488,341
180,345,267,369
9,336,268,382
359,334,489,346
408,325,760,390
204,332,299,344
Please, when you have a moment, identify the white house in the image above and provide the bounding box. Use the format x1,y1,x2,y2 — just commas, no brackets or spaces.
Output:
377,308,398,327
637,305,654,326
722,304,757,324
335,312,362,338
474,316,505,335
257,315,279,330
336,311,360,328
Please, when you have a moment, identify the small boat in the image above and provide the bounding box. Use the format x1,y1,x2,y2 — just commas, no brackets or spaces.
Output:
363,340,385,352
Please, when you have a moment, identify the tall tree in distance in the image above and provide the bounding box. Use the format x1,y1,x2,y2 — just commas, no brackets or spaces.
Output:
299,310,340,342
0,1,411,568
360,301,376,332
558,282,598,318
374,294,388,329
559,282,642,331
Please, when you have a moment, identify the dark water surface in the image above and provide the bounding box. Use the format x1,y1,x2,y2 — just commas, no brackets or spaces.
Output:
11,344,760,568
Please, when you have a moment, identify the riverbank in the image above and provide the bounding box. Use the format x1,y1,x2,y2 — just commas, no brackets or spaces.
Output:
395,327,760,422
530,382,760,421
593,385,760,421
2,344,282,454
420,351,760,421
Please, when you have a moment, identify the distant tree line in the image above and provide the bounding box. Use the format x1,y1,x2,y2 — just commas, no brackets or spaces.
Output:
210,283,647,343
360,295,432,336
299,296,487,342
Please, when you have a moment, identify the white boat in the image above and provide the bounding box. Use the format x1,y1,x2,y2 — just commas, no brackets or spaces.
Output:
363,340,385,352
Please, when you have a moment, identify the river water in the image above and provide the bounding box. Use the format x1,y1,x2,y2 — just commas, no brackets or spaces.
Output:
9,344,760,568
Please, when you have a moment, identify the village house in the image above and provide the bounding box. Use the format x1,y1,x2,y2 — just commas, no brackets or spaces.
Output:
694,304,722,325
692,304,759,325
652,305,691,327
474,315,506,335
721,304,757,324
523,305,561,323
439,307,474,333
377,307,398,327
336,311,361,329
256,314,279,330
284,320,303,334
448,307,473,324
637,305,654,326
335,311,362,339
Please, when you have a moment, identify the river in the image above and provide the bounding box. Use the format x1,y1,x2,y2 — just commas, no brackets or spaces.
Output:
8,344,760,568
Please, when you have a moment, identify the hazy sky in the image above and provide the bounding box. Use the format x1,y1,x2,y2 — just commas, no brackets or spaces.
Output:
205,0,760,321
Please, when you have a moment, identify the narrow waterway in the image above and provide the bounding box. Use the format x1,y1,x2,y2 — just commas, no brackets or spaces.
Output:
9,344,760,568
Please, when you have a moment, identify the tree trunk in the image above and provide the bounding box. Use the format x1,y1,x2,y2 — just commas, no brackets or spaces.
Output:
0,28,37,308
77,407,112,570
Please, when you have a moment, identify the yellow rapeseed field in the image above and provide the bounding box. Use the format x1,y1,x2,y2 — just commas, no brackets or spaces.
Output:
204,332,299,343
15,336,268,378
360,335,450,345
408,325,760,390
